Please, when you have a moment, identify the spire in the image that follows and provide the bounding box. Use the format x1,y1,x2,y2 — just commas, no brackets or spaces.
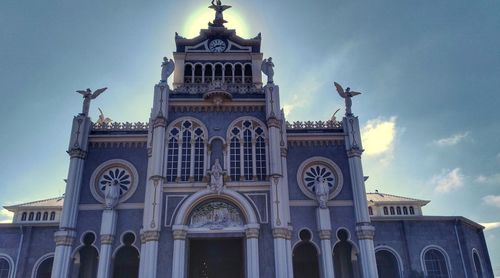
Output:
208,0,232,28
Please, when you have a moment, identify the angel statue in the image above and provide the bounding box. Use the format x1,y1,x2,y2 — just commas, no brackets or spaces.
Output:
161,57,175,82
209,0,232,27
207,159,225,194
334,82,362,116
314,176,329,209
261,57,275,84
76,87,107,116
96,108,112,125
104,182,120,209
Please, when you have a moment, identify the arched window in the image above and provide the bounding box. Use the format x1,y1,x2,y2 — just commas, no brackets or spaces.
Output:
383,207,388,215
184,64,193,84
423,248,449,278
73,233,98,278
35,256,54,278
214,64,223,80
293,229,319,278
224,64,233,83
0,257,11,278
50,212,55,221
390,207,395,215
194,64,203,83
473,251,483,278
29,212,34,221
333,229,360,278
21,212,27,221
368,207,373,215
409,206,415,215
403,207,408,215
36,212,41,221
396,207,402,215
244,64,252,83
376,249,400,278
43,212,48,221
166,119,206,183
234,64,242,83
113,233,139,278
204,64,213,83
228,118,267,181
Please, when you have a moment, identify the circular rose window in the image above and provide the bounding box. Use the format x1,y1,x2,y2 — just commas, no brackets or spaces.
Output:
90,159,139,204
297,157,343,201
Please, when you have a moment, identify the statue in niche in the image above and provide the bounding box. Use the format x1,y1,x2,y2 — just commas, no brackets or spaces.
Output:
104,183,120,209
334,82,362,116
209,0,231,27
261,57,275,84
315,176,329,209
207,159,225,194
161,57,175,82
76,87,107,116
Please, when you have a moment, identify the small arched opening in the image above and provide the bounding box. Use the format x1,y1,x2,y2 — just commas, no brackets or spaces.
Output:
204,64,213,83
72,232,99,278
112,233,139,278
184,64,193,83
292,229,320,278
35,256,54,278
333,229,360,278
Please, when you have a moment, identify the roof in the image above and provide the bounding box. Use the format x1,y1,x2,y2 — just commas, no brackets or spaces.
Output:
366,191,430,206
4,196,64,212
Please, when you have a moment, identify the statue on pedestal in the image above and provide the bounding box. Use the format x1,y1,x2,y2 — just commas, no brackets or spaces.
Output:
161,57,175,82
334,82,362,116
104,183,120,209
209,0,232,27
208,159,225,194
315,176,329,209
76,87,107,116
261,57,275,84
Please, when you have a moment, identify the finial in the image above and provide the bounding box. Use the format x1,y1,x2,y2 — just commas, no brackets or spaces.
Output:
208,0,232,28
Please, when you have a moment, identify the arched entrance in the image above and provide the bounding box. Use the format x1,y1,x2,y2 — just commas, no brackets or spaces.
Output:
172,189,260,278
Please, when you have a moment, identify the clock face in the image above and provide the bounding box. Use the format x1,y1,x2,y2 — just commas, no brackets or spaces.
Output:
209,39,227,52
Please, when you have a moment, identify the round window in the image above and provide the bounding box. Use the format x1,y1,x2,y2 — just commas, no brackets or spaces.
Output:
296,157,343,201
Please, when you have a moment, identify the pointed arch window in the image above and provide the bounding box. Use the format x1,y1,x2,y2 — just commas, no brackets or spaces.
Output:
228,118,267,182
166,119,207,183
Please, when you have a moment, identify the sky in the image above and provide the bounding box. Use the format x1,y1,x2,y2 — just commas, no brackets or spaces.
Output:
1,0,499,274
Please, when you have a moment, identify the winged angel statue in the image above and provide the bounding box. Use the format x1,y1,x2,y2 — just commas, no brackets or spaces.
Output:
261,57,274,84
334,82,361,116
76,87,107,116
161,57,175,82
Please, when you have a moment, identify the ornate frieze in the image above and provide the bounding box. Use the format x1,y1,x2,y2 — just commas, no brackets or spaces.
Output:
355,222,375,240
169,104,265,113
266,117,281,129
189,201,243,230
54,231,75,246
100,234,115,245
245,228,259,239
286,120,342,130
67,148,87,159
141,230,161,243
92,122,149,131
318,230,332,240
153,117,167,128
172,230,187,241
272,228,291,239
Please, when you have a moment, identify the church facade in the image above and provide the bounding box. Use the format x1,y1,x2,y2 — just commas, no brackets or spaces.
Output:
0,3,494,278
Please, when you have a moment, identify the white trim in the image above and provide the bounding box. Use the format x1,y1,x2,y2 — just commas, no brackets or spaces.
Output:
0,253,15,278
289,200,353,207
244,193,269,223
79,203,144,211
297,227,314,242
89,159,139,205
420,245,452,277
31,252,54,278
296,156,344,201
374,246,404,278
471,248,483,277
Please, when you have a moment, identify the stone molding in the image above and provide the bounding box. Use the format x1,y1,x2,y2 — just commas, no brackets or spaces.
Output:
172,230,188,240
356,222,375,240
347,147,364,158
100,234,115,245
54,230,76,246
318,229,332,240
153,117,167,128
280,148,288,158
140,230,161,243
170,104,265,113
245,228,260,239
67,148,87,159
267,117,281,129
272,228,291,239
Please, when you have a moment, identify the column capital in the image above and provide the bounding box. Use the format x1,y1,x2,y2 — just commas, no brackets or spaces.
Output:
245,228,260,239
267,117,281,128
318,230,332,240
100,234,115,245
54,230,76,246
347,147,364,158
67,148,87,159
355,222,375,240
280,148,288,158
141,230,160,243
272,227,291,240
172,230,187,240
153,116,167,128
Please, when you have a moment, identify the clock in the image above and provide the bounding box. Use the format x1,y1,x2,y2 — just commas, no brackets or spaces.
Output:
209,39,227,52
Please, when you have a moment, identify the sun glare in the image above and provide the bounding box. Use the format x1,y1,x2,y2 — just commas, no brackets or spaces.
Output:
182,6,251,39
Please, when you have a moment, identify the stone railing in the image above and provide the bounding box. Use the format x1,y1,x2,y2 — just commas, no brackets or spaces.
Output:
286,120,342,130
173,83,263,95
92,122,149,131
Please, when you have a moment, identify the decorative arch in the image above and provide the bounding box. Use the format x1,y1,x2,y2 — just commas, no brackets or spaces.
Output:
375,246,403,278
292,234,320,278
472,248,483,278
174,188,258,227
31,252,54,278
112,231,140,278
332,228,361,278
0,253,14,278
420,245,451,278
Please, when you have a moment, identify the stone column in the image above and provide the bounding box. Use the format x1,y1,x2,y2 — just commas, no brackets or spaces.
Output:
171,225,188,278
51,115,91,278
272,227,292,278
139,83,169,278
316,208,335,278
344,115,378,277
245,225,260,278
97,209,117,278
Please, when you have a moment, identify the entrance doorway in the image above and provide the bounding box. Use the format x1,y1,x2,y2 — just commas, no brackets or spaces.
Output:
188,238,244,278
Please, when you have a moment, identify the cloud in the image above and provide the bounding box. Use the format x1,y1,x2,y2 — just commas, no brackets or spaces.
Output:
475,174,500,184
0,209,13,224
431,168,465,193
480,222,500,231
483,195,500,208
433,131,469,146
361,116,397,157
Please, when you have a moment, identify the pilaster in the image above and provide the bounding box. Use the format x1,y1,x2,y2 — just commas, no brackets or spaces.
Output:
97,209,117,278
245,224,260,278
171,225,188,278
316,208,335,278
